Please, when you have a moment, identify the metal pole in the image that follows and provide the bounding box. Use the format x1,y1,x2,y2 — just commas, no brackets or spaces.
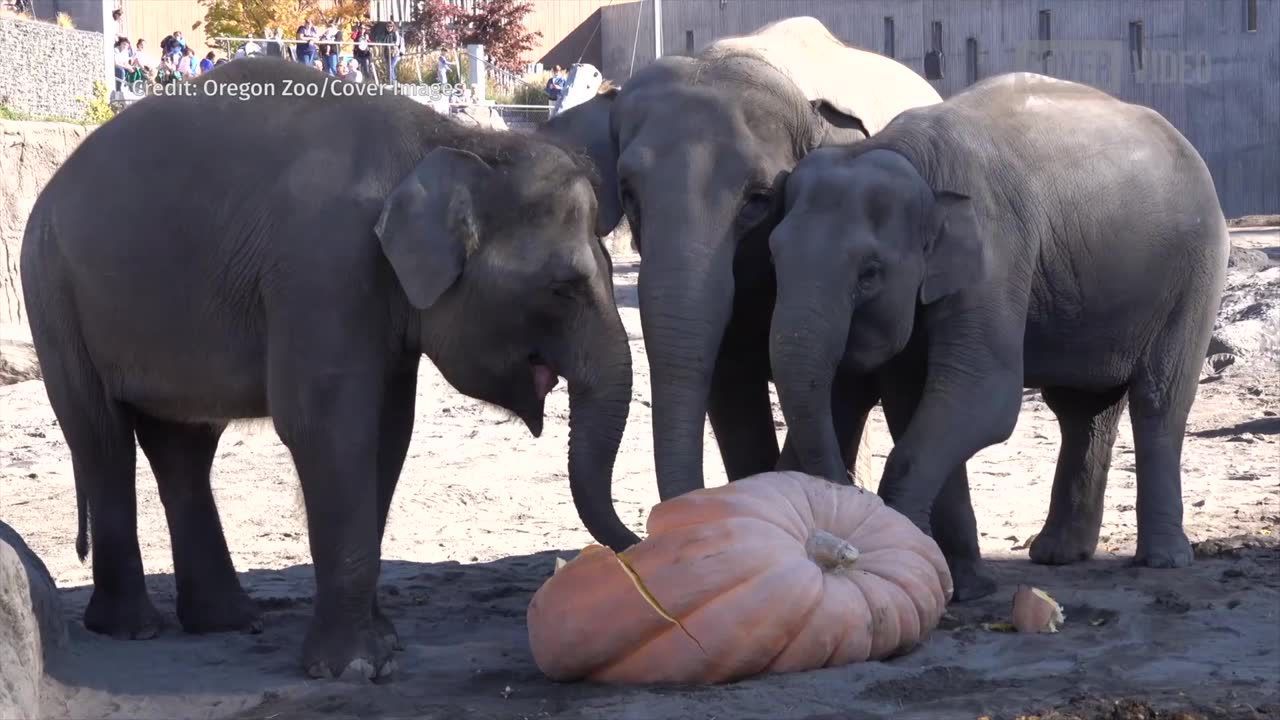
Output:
653,0,662,60
101,0,115,95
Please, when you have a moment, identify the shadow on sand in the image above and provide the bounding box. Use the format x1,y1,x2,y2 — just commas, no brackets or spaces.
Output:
41,542,1280,720
1190,415,1280,438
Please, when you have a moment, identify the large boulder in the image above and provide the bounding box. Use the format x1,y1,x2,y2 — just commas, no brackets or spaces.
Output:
1,120,94,326
0,521,67,720
1210,264,1280,364
0,323,40,385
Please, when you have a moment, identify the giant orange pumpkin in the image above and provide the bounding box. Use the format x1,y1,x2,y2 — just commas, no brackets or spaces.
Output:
527,471,953,684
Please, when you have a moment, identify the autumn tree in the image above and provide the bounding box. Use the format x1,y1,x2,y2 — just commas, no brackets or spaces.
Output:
462,0,540,75
405,0,539,75
201,0,368,42
403,0,464,51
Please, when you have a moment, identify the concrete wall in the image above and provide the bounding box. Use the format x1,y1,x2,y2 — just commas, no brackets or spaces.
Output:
118,0,211,57
600,0,1280,217
0,120,94,326
30,0,106,34
0,15,105,121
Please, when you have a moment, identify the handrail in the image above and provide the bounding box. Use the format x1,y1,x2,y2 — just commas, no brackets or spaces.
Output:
211,35,400,48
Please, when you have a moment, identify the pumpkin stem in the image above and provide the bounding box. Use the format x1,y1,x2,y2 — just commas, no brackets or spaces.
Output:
806,529,860,572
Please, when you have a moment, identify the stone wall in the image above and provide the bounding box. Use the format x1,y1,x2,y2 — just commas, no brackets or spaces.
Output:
0,15,105,121
0,120,94,326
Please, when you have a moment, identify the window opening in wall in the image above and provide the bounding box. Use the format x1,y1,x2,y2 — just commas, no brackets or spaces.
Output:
883,16,895,58
685,30,694,54
966,37,979,84
1129,20,1145,72
1246,0,1258,32
924,20,944,79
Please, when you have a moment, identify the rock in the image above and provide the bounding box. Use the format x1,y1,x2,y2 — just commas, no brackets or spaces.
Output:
1226,214,1280,228
1227,245,1273,273
1210,266,1280,364
0,521,67,720
0,323,40,385
450,103,509,132
2,120,95,326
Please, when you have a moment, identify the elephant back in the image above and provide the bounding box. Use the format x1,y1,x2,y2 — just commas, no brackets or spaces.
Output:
705,16,942,136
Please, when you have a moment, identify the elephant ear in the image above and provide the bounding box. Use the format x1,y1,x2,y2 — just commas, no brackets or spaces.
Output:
375,147,491,310
537,90,622,237
811,99,868,147
706,16,941,137
920,190,987,305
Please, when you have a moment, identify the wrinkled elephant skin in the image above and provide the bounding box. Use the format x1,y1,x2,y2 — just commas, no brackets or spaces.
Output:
20,57,635,681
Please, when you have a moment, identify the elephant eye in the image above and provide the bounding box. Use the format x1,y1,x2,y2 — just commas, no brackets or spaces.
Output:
738,190,774,228
856,263,881,293
550,280,577,301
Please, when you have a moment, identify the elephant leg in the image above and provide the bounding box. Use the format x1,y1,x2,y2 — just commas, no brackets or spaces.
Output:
878,361,996,602
273,368,390,681
39,352,159,639
708,344,779,481
1029,386,1128,565
780,371,879,484
135,415,261,634
928,467,995,601
1129,348,1201,569
832,372,879,486
371,362,419,651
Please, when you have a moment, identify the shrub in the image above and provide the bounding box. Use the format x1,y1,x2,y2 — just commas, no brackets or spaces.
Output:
80,81,117,125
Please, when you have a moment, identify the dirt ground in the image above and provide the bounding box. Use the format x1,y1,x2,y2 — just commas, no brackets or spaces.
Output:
2,236,1278,720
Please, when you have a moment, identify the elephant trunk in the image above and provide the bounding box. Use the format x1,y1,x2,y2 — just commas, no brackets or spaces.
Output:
639,223,737,501
770,298,851,484
565,296,638,552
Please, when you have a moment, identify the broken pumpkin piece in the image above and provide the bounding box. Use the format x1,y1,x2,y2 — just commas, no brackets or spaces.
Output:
1011,585,1066,633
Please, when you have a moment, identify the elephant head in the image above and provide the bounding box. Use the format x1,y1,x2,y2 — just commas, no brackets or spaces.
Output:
768,147,986,482
538,17,941,501
375,142,638,551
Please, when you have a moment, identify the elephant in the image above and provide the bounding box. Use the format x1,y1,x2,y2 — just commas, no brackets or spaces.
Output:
767,72,1229,599
19,57,636,680
538,17,940,508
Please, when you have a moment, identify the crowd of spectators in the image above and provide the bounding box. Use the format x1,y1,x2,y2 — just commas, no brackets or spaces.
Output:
109,8,410,92
267,15,404,84
111,10,226,90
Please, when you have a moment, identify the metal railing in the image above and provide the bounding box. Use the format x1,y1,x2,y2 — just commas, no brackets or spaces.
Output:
211,35,401,84
209,36,545,96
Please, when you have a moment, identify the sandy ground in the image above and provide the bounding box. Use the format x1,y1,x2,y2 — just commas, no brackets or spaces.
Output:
2,235,1278,720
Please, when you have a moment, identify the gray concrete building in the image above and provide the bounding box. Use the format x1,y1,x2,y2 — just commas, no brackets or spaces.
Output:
599,0,1278,217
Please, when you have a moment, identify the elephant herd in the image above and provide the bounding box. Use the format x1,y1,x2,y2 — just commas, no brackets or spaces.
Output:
19,16,1227,682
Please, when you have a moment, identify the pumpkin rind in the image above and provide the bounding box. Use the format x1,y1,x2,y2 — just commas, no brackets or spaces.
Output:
527,471,954,684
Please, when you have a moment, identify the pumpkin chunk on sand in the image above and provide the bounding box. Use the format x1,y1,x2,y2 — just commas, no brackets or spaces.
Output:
526,471,954,684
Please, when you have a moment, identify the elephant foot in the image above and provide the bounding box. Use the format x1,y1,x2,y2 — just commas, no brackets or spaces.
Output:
373,602,402,651
302,619,396,682
947,558,998,603
1029,524,1099,566
85,588,164,640
178,586,263,634
1134,530,1194,569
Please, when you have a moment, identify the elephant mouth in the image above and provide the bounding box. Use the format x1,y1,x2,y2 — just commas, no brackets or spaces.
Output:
516,353,560,438
530,354,561,399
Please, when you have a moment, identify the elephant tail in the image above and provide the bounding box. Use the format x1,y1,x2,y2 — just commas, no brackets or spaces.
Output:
75,485,88,561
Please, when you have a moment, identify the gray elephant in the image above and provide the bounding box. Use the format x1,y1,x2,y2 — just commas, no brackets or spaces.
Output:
20,58,635,680
539,17,938,504
768,72,1229,598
